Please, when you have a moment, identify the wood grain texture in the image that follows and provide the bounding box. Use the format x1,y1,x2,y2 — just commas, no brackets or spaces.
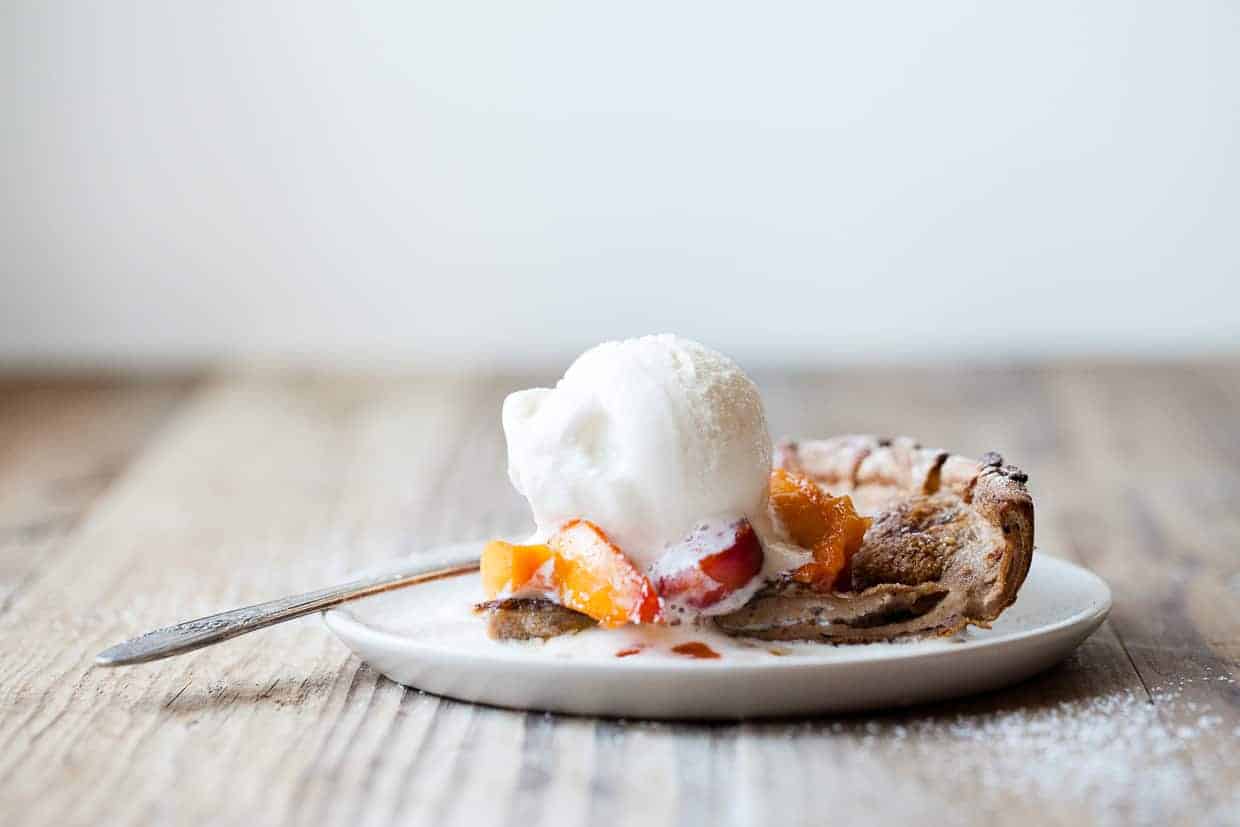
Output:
0,376,198,615
0,365,1237,827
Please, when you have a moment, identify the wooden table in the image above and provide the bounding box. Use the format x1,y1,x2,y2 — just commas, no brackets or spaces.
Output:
2,364,1237,826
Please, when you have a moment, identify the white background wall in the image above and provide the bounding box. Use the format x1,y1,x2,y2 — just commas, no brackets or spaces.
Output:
4,1,1238,369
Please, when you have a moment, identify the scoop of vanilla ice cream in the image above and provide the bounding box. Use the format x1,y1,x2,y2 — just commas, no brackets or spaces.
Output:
502,335,773,571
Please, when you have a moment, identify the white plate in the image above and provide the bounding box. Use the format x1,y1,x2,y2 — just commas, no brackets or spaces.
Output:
323,547,1110,719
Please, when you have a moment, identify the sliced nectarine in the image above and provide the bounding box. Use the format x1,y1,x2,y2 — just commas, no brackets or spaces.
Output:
550,520,663,627
480,540,554,597
481,522,662,627
768,469,870,591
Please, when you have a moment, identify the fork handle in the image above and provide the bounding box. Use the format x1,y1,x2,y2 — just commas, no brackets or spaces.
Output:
94,556,480,666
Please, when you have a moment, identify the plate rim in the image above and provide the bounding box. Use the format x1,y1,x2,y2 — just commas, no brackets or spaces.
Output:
323,551,1113,674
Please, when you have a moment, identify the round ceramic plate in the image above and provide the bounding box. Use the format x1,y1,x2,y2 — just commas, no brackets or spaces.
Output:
323,546,1110,719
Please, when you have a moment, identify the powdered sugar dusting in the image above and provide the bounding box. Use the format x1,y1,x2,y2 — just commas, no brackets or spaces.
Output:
902,690,1216,823
785,666,1238,825
618,668,1238,825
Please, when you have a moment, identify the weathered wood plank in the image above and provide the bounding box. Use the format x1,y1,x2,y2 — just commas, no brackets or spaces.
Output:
0,376,197,615
1,365,1237,827
0,372,489,825
1044,365,1240,822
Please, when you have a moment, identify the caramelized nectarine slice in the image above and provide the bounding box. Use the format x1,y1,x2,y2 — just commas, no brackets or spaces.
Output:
481,524,662,627
768,469,870,591
550,520,663,627
480,540,554,597
650,517,764,610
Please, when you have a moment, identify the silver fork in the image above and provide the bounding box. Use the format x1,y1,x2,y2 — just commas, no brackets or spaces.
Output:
94,555,480,667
